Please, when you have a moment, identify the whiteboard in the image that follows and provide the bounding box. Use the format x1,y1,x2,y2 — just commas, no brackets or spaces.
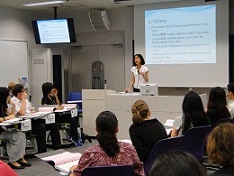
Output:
0,40,28,87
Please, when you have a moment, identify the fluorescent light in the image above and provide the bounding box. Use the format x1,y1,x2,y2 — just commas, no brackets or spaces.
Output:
23,1,65,7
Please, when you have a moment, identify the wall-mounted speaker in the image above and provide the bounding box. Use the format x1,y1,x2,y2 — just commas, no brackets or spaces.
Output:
88,10,110,31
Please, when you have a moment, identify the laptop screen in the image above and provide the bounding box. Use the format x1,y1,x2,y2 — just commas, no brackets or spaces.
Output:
140,84,158,96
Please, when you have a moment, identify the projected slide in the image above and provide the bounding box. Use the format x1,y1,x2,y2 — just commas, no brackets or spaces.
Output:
37,19,70,43
145,5,216,64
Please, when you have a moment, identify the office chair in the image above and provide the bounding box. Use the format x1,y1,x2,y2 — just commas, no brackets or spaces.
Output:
81,165,134,176
144,136,184,176
68,92,83,117
180,125,212,162
67,92,92,143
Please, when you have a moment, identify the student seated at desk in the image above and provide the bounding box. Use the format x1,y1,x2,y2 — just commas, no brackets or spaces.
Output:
41,82,80,146
0,87,31,169
129,100,167,162
69,111,145,176
11,84,61,153
171,91,209,137
0,160,18,176
207,123,234,176
206,87,231,126
150,151,206,176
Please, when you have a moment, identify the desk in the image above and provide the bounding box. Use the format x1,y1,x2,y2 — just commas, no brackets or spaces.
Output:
82,89,117,136
106,94,184,139
0,118,32,131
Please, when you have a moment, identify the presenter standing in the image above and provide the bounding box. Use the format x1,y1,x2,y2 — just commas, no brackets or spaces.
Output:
125,54,149,93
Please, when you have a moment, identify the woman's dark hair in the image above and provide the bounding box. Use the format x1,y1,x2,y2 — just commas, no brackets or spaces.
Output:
207,87,230,124
96,111,120,157
133,54,145,66
182,91,209,134
150,151,206,176
0,87,9,117
42,82,54,97
12,84,24,97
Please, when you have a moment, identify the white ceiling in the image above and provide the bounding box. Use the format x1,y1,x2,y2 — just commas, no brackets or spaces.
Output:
0,0,183,12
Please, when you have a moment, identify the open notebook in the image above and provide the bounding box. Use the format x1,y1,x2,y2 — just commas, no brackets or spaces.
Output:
41,151,82,173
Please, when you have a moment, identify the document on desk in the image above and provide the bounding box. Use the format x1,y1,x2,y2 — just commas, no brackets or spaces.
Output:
41,151,81,173
0,118,21,125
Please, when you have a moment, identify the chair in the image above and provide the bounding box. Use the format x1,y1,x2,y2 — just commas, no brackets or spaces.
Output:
144,136,184,176
180,125,212,162
67,92,83,117
81,165,134,176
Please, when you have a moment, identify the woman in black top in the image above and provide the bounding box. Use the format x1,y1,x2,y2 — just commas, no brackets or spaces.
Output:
129,100,167,162
41,82,80,146
206,87,231,125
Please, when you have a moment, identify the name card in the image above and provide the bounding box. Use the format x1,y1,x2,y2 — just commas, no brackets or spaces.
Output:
71,108,78,117
21,119,32,131
45,114,55,124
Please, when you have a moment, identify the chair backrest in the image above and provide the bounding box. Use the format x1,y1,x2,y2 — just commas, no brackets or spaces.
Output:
144,136,184,176
180,125,212,161
215,117,232,126
68,92,82,113
81,165,134,176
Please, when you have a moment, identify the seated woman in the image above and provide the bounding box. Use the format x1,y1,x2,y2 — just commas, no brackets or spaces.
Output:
41,82,80,146
69,111,145,176
150,150,206,176
207,123,234,176
206,87,231,125
0,160,18,176
0,87,31,169
171,91,209,137
129,99,167,162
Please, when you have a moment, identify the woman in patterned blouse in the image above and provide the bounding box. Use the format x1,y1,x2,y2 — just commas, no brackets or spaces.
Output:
70,111,145,176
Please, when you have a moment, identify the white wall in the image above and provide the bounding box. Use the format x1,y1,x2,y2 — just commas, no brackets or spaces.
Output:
0,3,233,97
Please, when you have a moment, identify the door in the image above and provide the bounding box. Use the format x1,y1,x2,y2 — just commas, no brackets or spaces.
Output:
71,44,124,92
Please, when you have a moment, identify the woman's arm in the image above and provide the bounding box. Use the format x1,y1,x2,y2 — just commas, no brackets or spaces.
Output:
125,73,135,93
141,71,149,82
170,127,178,137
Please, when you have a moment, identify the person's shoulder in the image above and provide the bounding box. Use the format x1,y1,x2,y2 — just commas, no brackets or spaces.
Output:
118,141,135,150
131,66,136,71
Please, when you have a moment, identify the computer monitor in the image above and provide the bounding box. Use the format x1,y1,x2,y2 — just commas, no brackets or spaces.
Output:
140,84,158,96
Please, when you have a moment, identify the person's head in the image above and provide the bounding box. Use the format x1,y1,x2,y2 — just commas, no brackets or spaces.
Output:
0,87,10,116
96,111,120,157
208,87,227,108
227,82,234,99
42,82,55,97
131,100,150,125
150,151,206,176
133,54,145,66
8,81,17,93
12,84,26,99
207,87,230,124
207,123,234,166
182,91,208,134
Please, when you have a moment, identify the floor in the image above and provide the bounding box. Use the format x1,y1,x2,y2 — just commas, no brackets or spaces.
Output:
2,139,97,176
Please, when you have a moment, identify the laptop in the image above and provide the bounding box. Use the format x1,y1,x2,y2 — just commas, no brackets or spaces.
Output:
140,84,158,96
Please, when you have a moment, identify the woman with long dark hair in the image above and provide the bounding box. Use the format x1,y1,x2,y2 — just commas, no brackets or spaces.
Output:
70,111,145,176
207,87,231,125
171,91,209,137
0,87,31,169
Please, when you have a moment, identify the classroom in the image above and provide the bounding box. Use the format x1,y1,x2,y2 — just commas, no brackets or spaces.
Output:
0,0,233,176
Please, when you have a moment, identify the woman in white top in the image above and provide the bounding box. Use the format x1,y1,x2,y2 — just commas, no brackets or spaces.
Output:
125,54,149,93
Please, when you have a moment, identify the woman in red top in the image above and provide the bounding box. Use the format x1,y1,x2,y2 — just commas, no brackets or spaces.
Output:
70,111,145,176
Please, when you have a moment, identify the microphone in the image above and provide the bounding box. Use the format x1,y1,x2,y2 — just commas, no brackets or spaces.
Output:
138,70,140,75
